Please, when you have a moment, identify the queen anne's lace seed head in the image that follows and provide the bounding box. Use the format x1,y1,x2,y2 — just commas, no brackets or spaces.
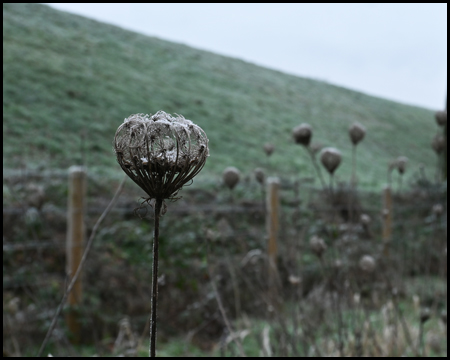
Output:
113,111,209,201
292,123,312,146
320,147,342,175
254,168,265,185
223,166,240,190
431,134,445,155
395,156,408,175
263,143,275,157
349,122,366,145
435,110,447,127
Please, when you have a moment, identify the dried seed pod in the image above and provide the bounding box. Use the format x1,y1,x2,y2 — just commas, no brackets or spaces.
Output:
320,147,342,174
292,123,313,146
223,166,240,190
113,111,209,201
254,168,265,185
359,255,376,273
349,122,366,145
420,307,431,324
435,110,447,127
310,235,327,258
431,134,445,154
396,156,408,175
263,143,275,157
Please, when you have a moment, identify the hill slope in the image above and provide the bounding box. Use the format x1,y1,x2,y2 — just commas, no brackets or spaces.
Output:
3,3,438,189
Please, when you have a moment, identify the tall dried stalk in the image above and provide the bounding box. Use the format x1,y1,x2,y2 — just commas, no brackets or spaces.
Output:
113,111,209,356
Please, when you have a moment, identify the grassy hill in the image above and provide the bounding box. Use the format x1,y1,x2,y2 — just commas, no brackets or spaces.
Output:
3,3,439,190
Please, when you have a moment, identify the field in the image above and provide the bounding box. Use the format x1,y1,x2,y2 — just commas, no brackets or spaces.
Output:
3,3,447,357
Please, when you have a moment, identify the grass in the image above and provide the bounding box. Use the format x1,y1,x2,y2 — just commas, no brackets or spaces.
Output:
3,3,439,191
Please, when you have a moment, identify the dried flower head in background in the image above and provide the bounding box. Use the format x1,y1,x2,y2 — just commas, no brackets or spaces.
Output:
359,255,376,273
292,123,313,146
113,111,209,201
310,235,327,258
431,134,445,155
435,110,447,127
320,147,342,175
254,168,265,185
348,122,366,146
223,166,240,190
395,156,409,175
263,143,275,157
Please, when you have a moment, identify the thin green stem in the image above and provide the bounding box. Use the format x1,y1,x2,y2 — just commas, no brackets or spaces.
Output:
306,147,327,191
150,199,162,357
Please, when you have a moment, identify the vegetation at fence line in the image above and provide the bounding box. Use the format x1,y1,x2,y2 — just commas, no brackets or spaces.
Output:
3,3,439,190
2,2,446,357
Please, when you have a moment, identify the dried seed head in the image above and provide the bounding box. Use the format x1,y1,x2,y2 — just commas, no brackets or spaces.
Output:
254,168,265,185
223,167,240,190
420,307,431,324
113,111,209,201
310,235,327,257
359,255,376,273
431,134,445,155
320,147,342,174
292,123,313,146
360,214,371,225
432,203,443,216
263,143,275,157
349,122,366,145
435,110,447,127
396,156,408,175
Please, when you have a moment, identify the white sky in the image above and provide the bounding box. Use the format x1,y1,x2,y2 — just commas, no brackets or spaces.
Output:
45,3,447,110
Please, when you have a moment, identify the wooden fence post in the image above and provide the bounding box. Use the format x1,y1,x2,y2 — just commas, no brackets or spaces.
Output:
266,177,280,306
66,166,86,344
382,185,392,257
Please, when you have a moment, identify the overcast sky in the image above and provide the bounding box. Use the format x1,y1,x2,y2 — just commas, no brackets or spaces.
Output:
45,3,447,110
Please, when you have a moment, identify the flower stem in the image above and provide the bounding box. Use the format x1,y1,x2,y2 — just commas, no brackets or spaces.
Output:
150,199,162,357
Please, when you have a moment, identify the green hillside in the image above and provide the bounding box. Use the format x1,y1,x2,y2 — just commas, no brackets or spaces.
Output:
3,3,438,189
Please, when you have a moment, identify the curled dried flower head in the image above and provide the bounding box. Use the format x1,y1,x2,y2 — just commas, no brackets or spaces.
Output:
431,134,445,155
396,156,408,175
349,122,366,145
292,123,313,146
435,110,447,127
310,235,327,257
359,255,376,273
263,143,275,157
254,168,265,185
223,166,240,190
320,147,342,174
113,111,209,201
